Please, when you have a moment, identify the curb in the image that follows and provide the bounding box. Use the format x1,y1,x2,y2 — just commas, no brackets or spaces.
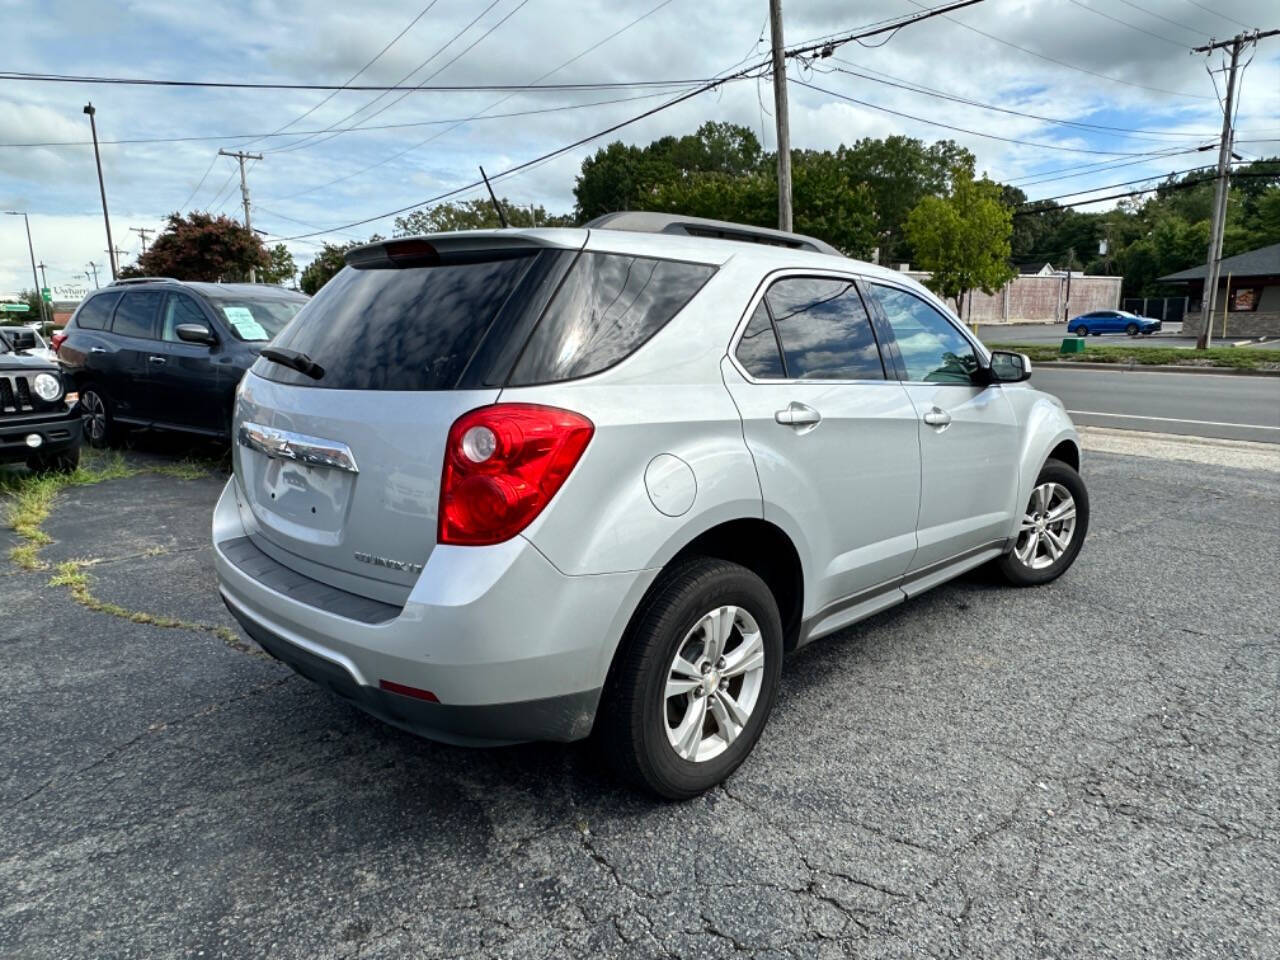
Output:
1035,361,1280,377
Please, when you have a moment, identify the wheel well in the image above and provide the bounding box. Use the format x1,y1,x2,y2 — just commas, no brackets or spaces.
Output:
670,518,804,650
1047,439,1079,472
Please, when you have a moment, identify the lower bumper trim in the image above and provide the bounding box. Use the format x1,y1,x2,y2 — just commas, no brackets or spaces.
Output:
223,595,601,747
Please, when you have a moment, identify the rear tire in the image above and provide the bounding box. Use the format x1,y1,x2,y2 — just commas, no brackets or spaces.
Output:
597,557,783,799
79,384,115,448
26,447,80,474
998,459,1089,587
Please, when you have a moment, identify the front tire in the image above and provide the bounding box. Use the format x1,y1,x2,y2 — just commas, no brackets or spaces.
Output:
598,557,783,799
1126,322,1140,336
998,459,1089,587
1075,325,1088,337
79,384,115,448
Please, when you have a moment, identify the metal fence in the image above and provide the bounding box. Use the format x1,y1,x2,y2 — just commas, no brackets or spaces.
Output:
1123,297,1188,323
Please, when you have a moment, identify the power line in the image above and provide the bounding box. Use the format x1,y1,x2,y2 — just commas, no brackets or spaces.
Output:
0,70,709,92
1006,147,1206,186
1013,170,1277,215
177,153,220,209
1064,0,1189,48
235,0,442,150
1178,0,1253,32
271,0,688,199
1110,0,1204,39
0,86,703,149
825,58,1222,141
903,0,1212,100
270,0,988,241
789,76,1162,156
271,0,517,154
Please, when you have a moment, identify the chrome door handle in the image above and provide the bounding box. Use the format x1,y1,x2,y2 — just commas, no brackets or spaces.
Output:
89,347,106,354
774,401,822,432
923,407,952,428
148,355,167,364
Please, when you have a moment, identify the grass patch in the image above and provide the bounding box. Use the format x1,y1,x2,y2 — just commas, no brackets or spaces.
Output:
2,452,139,569
991,342,1278,370
49,559,259,656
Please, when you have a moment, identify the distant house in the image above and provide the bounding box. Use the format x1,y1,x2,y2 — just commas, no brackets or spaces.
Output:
1017,262,1055,277
1160,242,1280,337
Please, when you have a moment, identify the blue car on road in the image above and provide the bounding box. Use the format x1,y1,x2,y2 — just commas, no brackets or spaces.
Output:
1067,309,1161,337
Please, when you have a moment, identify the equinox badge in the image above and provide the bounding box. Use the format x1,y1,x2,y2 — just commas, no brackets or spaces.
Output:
354,551,424,574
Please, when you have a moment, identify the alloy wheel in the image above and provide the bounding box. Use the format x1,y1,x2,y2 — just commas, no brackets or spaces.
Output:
664,605,766,763
81,391,106,445
1014,482,1077,571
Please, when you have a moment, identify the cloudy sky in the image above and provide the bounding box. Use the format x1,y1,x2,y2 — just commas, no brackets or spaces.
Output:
2,0,1277,294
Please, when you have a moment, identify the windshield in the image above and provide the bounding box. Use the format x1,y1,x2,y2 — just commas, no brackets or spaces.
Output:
208,298,305,342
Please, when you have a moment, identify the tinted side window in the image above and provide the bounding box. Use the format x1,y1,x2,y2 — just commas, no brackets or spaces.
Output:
765,277,885,380
111,291,163,339
73,292,121,331
262,255,535,390
510,253,715,385
735,302,785,378
162,294,208,342
872,285,978,384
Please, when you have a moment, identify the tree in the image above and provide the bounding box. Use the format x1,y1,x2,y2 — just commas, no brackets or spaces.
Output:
394,198,572,236
299,241,359,295
0,289,42,327
121,212,267,282
260,244,297,287
905,168,1016,315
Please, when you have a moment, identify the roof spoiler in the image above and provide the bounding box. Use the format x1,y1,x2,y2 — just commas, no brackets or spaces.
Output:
109,277,182,286
345,231,583,269
585,212,843,257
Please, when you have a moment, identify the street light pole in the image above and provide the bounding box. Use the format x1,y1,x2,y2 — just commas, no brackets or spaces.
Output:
3,211,48,327
83,102,118,281
87,261,100,289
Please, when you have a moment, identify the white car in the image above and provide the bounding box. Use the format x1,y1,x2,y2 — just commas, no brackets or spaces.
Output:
213,213,1088,798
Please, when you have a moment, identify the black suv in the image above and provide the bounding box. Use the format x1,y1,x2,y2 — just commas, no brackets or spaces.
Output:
57,278,307,446
0,327,81,472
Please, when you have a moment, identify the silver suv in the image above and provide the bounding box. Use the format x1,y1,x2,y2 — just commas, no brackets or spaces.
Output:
213,213,1087,798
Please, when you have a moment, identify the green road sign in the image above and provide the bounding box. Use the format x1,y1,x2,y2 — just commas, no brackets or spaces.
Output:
0,303,31,313
41,287,51,302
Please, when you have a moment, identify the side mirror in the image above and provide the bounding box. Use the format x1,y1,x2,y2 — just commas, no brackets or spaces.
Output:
986,350,1033,383
175,323,216,345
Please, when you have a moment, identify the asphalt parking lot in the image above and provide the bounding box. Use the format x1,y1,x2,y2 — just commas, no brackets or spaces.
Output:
2,441,1278,959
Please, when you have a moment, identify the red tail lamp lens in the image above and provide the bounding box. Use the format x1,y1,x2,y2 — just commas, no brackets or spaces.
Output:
50,332,67,353
439,404,594,545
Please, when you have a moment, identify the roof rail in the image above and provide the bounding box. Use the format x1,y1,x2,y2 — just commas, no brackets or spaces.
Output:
585,211,843,257
108,277,182,287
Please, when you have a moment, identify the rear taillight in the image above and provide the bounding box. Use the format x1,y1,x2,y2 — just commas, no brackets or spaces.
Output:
50,332,67,353
439,403,594,546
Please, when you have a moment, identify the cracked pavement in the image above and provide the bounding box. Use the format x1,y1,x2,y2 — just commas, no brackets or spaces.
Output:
1,445,1277,959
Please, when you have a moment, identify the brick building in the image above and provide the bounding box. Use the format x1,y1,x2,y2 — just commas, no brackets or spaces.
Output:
1160,242,1280,338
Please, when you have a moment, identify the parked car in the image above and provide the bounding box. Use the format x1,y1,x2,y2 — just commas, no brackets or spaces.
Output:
4,324,56,362
0,326,81,472
213,214,1088,798
1067,309,1160,337
55,278,307,447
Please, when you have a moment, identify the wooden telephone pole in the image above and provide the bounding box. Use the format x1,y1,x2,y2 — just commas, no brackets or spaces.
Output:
769,0,792,232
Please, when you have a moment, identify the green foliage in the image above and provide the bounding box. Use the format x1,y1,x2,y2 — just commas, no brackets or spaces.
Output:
906,168,1016,313
0,289,42,325
119,212,268,282
299,241,359,295
394,198,573,236
989,342,1276,371
260,244,297,286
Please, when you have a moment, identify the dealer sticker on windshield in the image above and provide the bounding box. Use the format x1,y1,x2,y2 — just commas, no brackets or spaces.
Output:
221,306,269,340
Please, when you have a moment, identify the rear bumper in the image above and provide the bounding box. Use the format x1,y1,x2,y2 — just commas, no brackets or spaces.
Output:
0,409,80,462
212,479,655,746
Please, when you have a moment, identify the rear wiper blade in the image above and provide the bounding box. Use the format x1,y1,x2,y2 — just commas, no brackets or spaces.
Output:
260,346,324,381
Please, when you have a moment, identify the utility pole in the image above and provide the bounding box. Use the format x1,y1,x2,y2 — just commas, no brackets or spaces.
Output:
1063,246,1075,325
87,261,100,289
105,246,128,269
3,211,47,327
218,149,263,282
37,261,48,291
130,226,154,254
1192,29,1278,349
83,102,118,281
769,0,793,233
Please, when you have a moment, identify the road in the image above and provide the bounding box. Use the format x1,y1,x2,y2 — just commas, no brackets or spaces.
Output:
1027,366,1280,444
978,322,1280,350
3,443,1277,959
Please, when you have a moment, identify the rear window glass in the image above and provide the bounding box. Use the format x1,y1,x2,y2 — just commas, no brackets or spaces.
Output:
73,292,120,331
765,277,885,380
260,255,534,390
736,302,785,379
509,253,714,385
208,297,304,342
